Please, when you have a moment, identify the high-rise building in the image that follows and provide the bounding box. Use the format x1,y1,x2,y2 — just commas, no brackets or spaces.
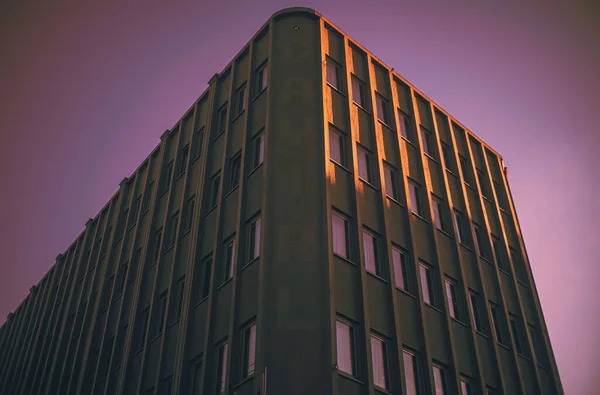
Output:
0,7,563,395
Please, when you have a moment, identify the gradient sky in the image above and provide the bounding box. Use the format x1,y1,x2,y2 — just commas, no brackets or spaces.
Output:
1,0,598,393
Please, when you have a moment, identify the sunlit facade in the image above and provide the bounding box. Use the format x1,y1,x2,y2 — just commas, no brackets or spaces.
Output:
0,7,562,395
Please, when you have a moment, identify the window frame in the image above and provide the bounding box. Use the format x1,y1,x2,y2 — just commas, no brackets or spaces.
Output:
235,83,247,116
351,74,367,108
229,153,242,191
329,126,346,166
444,278,461,321
375,93,390,125
247,216,262,263
223,236,236,282
420,126,433,156
392,246,410,293
335,318,358,377
251,131,265,170
241,321,257,379
431,196,447,232
332,211,350,260
209,173,221,208
419,263,435,307
215,341,229,395
168,211,179,248
217,104,228,136
370,334,389,390
432,364,448,395
402,349,420,395
489,302,505,345
468,291,484,333
255,63,268,95
326,56,343,91
362,228,380,276
179,144,190,176
408,180,423,216
383,162,398,200
398,109,411,141
356,145,372,183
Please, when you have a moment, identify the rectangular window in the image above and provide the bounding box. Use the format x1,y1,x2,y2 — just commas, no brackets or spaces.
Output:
419,264,434,306
115,262,128,295
153,229,163,263
510,316,524,355
398,110,411,141
223,238,235,282
469,293,483,332
185,196,195,231
192,128,204,160
242,323,256,378
198,257,212,301
403,351,419,395
191,359,202,395
431,197,446,232
155,292,167,336
210,174,220,208
433,365,447,395
392,247,409,292
168,212,179,248
256,64,268,94
332,213,350,259
235,84,246,115
461,379,472,395
130,196,141,226
215,342,228,394
162,161,174,193
445,279,460,320
217,105,227,135
351,75,366,107
362,230,379,275
179,145,189,175
477,168,490,197
376,94,390,124
142,182,154,213
459,155,472,184
453,210,465,244
474,223,487,258
248,217,261,262
383,164,397,199
492,236,508,271
408,181,422,216
174,277,185,321
357,146,371,182
329,127,345,165
370,335,388,390
326,58,342,90
420,127,432,156
490,303,505,344
229,154,241,190
136,307,150,350
336,320,356,376
251,132,264,169
441,142,452,170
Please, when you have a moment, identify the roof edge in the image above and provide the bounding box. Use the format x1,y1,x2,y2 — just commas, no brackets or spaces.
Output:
271,7,319,19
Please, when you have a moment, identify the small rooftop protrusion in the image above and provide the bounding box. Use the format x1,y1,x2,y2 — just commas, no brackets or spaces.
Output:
160,129,170,141
119,177,129,187
207,73,220,85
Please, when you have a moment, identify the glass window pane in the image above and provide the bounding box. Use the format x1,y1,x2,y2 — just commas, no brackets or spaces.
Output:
363,231,377,274
329,129,343,164
358,149,369,181
409,182,421,215
392,249,406,290
332,214,348,258
403,351,418,395
399,112,409,140
419,265,431,305
336,321,353,374
371,336,386,389
433,365,446,395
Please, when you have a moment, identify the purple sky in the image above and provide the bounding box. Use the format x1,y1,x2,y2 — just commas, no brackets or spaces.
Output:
1,0,598,393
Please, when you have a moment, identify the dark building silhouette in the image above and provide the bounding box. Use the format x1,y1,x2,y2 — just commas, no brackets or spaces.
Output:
0,7,563,395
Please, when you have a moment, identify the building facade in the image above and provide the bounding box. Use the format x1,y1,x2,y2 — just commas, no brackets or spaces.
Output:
0,7,563,395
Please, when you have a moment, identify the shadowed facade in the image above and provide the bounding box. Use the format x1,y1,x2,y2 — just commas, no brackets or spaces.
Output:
0,7,563,395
